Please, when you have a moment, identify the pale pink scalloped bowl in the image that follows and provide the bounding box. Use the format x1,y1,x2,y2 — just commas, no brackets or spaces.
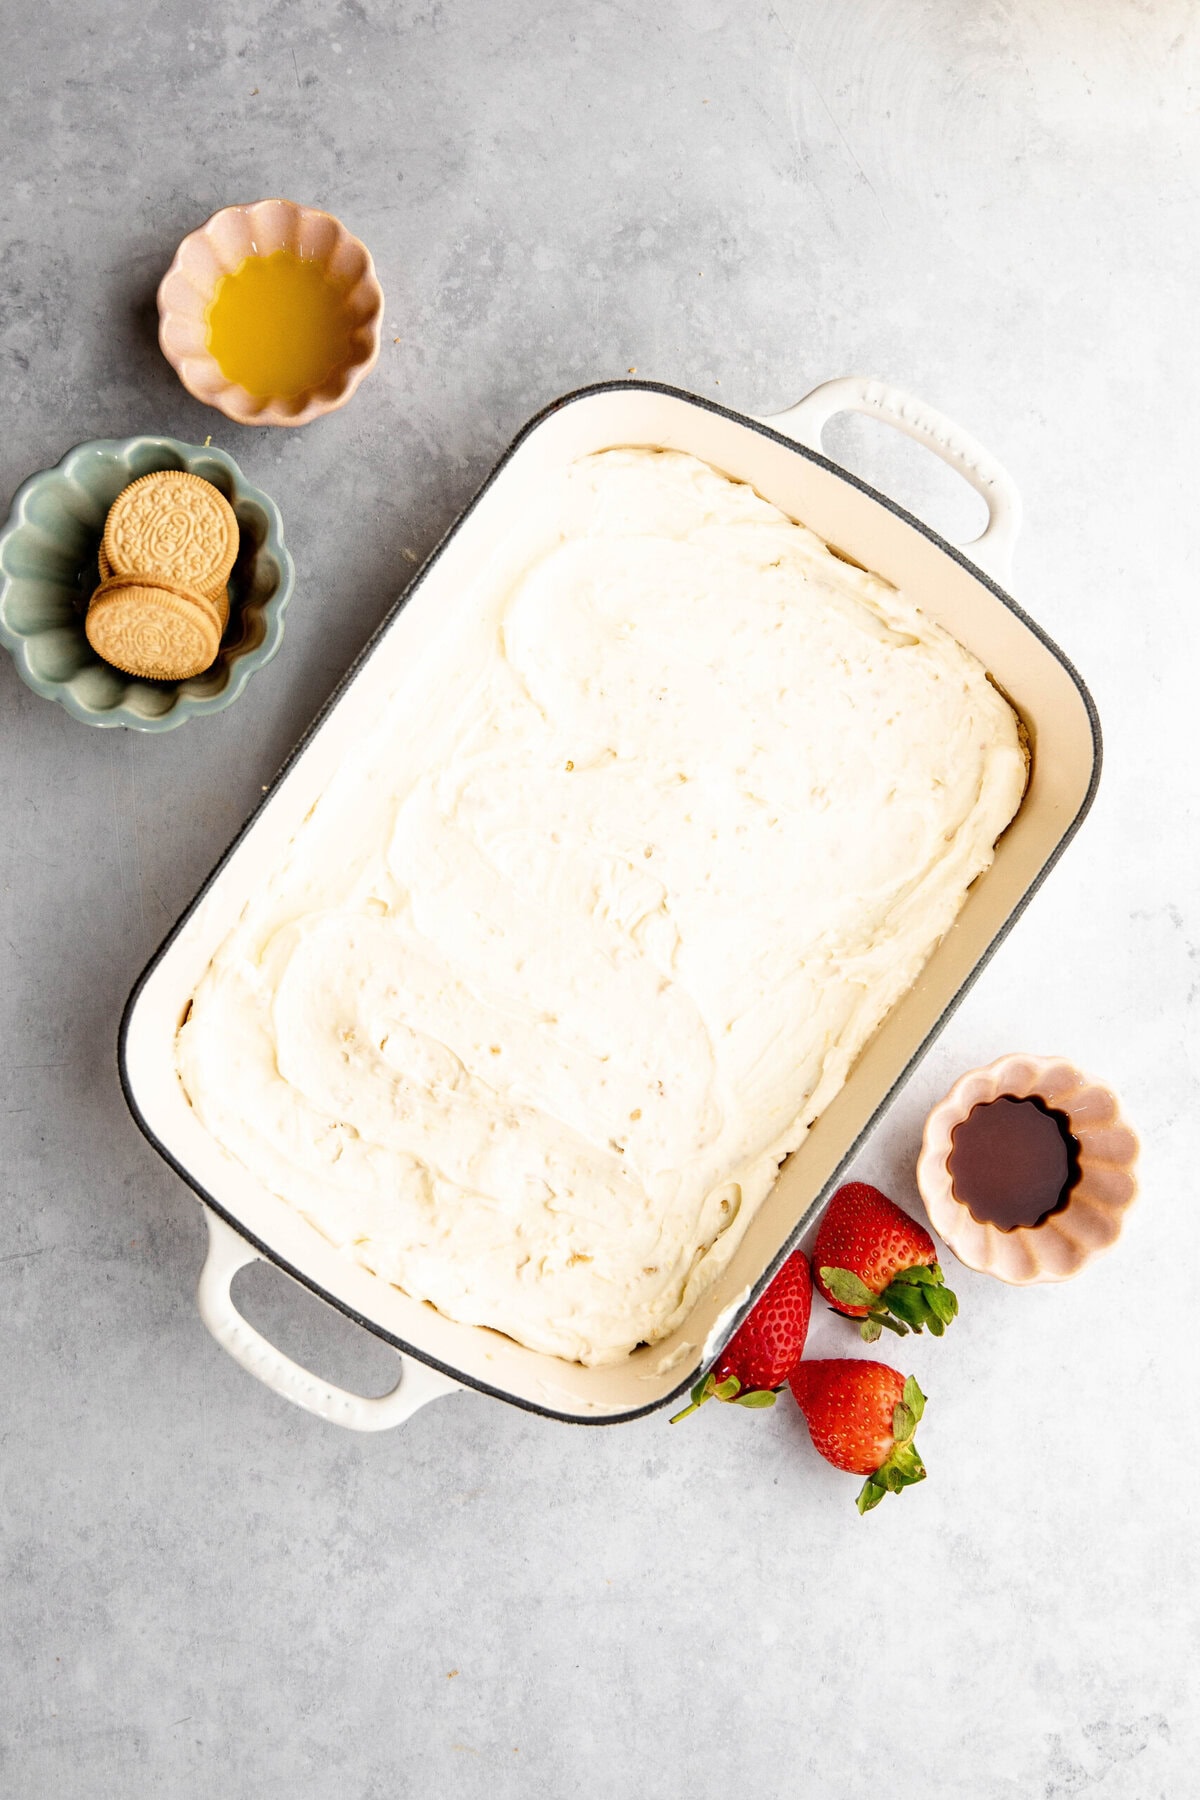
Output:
157,200,384,427
917,1054,1139,1284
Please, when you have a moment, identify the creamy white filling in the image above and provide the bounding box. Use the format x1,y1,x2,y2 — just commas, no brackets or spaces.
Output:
177,448,1026,1365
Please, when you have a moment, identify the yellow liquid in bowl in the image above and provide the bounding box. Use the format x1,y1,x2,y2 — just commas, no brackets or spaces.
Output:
205,249,357,399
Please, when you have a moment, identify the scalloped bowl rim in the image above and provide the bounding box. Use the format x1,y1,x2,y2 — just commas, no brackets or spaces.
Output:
157,199,385,428
0,434,295,731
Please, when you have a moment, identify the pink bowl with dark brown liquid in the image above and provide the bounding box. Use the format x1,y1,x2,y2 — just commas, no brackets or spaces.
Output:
917,1054,1138,1283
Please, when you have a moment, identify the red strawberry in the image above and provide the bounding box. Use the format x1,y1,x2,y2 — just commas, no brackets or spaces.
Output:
813,1181,958,1342
789,1359,927,1513
670,1251,811,1420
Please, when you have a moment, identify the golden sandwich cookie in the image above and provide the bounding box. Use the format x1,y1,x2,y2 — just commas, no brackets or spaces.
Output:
102,470,238,601
85,575,222,680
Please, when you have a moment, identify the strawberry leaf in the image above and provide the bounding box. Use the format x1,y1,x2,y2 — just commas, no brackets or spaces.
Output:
820,1266,878,1309
892,1401,915,1442
889,1439,926,1481
872,1438,926,1498
927,1285,958,1325
856,1475,888,1514
879,1265,958,1337
733,1389,777,1408
889,1264,938,1287
882,1283,928,1329
903,1375,926,1421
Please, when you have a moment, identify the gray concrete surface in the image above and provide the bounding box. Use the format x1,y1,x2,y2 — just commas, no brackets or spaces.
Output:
2,2,1197,1795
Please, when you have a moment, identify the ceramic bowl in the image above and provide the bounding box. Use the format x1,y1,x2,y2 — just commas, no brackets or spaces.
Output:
0,435,294,731
917,1053,1139,1284
157,199,384,427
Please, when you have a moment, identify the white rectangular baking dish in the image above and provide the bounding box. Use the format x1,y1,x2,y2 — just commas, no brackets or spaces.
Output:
120,375,1100,1430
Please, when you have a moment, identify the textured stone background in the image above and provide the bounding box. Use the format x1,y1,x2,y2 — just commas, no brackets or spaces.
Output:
2,2,1197,1795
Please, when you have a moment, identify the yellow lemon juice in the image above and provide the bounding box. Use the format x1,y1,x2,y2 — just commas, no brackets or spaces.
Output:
205,249,356,399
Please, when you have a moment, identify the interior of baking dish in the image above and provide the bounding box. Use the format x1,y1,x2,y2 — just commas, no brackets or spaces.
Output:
120,382,1100,1422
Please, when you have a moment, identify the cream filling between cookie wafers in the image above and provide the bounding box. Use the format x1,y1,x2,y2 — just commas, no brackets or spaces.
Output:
177,448,1027,1366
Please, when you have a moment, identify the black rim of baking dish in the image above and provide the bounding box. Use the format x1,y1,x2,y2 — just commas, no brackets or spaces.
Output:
118,379,1103,1427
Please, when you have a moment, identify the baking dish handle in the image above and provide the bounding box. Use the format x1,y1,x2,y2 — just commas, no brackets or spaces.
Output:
761,375,1022,584
196,1210,461,1431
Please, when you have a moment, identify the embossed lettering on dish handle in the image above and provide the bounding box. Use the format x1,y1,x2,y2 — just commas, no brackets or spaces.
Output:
761,374,1022,586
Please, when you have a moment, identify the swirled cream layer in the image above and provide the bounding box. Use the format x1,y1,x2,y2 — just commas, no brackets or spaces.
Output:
178,449,1026,1364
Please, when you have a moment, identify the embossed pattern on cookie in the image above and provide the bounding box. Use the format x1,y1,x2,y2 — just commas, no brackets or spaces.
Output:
86,577,222,680
103,471,238,599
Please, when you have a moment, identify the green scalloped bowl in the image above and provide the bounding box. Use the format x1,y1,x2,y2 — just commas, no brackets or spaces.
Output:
0,436,294,730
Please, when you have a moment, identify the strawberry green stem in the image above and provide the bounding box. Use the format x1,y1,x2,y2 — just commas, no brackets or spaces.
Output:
669,1372,739,1422
670,1372,781,1422
855,1378,928,1512
821,1262,959,1339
